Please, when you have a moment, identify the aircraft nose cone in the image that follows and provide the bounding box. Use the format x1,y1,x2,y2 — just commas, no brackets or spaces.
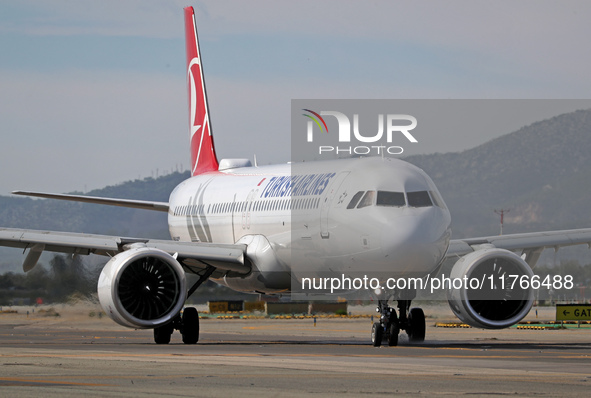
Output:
380,209,450,276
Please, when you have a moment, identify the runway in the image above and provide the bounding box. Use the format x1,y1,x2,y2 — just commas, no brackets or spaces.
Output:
0,305,589,397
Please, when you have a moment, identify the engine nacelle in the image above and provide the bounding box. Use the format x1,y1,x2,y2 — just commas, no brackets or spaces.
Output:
98,247,187,329
447,248,534,329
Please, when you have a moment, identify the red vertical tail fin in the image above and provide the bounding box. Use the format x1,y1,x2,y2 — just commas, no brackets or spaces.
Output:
184,6,219,176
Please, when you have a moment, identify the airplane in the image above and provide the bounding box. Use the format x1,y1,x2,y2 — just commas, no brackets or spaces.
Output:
1,6,591,346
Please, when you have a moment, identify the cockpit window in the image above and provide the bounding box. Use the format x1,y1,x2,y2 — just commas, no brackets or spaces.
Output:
376,191,406,207
357,190,376,208
429,190,447,209
347,191,365,209
407,191,433,207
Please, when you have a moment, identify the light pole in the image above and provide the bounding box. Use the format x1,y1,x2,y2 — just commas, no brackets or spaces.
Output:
494,209,510,235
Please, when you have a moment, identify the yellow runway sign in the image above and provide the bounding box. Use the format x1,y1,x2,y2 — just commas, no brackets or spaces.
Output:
556,304,591,321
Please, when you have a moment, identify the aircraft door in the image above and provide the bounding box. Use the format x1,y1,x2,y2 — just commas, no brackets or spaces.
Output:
242,189,257,230
320,172,349,238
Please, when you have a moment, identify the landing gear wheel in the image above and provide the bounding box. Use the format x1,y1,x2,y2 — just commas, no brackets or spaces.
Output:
387,321,399,346
181,307,200,344
371,322,383,347
153,323,173,344
407,307,425,343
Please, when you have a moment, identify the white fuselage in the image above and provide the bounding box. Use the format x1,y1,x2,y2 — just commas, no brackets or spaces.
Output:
167,157,452,294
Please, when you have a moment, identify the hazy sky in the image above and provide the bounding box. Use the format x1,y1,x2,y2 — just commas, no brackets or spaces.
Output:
1,0,591,196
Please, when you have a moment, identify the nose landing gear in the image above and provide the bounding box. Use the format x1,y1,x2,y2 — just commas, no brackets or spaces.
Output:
371,299,425,346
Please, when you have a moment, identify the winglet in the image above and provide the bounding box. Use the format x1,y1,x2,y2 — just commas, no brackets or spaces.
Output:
184,6,219,176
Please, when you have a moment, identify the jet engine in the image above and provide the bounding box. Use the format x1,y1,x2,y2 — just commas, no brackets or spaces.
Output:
98,247,187,329
447,248,534,329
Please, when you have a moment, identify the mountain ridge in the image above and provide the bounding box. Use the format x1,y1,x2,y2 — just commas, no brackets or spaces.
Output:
1,108,590,271
406,108,591,237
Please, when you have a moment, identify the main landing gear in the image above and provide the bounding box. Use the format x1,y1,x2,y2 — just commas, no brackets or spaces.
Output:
154,307,200,344
371,299,425,347
153,266,215,344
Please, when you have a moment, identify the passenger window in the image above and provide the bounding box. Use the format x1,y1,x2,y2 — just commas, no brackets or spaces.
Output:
347,191,365,209
377,191,406,207
407,191,433,207
357,191,376,208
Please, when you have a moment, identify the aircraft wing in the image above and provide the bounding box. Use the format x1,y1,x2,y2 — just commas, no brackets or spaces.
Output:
12,191,169,212
447,228,591,266
0,227,248,276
